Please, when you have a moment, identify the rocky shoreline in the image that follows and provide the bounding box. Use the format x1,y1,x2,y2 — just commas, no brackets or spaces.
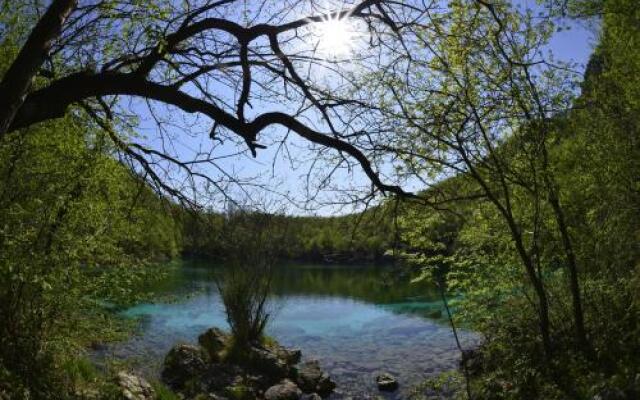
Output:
106,318,479,400
158,327,336,400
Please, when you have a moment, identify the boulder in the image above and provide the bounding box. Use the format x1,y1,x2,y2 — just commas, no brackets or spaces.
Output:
264,379,303,400
200,363,243,392
161,343,208,389
375,373,398,392
247,345,289,381
268,343,302,366
160,328,322,399
199,327,230,361
294,360,336,397
244,373,271,391
116,371,155,400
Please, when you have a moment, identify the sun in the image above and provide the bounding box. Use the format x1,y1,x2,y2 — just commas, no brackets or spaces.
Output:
314,16,355,57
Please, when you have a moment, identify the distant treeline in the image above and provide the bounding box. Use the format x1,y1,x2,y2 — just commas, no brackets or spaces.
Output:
179,209,396,264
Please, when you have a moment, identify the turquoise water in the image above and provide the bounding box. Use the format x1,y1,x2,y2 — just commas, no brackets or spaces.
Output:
104,260,477,398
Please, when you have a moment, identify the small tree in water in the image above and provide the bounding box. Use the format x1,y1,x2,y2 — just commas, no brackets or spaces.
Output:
216,209,287,348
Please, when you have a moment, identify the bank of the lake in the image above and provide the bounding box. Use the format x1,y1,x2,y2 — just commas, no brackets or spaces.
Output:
95,259,478,399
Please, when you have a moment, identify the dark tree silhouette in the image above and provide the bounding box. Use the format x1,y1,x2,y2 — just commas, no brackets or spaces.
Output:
0,0,421,207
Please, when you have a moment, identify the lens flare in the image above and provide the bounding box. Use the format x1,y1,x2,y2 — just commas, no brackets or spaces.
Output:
315,16,355,57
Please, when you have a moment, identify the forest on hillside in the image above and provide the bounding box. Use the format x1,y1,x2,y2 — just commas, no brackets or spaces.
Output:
1,0,639,399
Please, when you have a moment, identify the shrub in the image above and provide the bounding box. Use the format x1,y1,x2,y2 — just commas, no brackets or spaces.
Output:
216,210,288,349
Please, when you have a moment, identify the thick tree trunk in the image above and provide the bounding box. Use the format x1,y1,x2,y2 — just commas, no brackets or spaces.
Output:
0,0,77,137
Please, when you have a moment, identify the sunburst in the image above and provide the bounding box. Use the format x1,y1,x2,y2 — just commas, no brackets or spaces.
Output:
314,14,355,57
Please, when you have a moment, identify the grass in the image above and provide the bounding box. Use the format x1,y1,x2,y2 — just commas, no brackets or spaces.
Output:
152,380,181,400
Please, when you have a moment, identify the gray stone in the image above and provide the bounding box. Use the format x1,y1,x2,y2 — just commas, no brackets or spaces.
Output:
198,327,230,361
294,360,336,397
200,363,243,392
375,372,398,392
247,345,289,380
161,343,208,389
116,371,155,400
269,343,302,366
264,379,303,400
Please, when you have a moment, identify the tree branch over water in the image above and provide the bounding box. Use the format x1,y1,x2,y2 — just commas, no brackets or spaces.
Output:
1,0,422,206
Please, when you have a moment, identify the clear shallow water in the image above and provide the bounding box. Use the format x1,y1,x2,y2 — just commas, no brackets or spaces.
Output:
103,260,478,399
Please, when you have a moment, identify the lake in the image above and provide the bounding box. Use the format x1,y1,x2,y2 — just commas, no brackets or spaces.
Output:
102,259,478,399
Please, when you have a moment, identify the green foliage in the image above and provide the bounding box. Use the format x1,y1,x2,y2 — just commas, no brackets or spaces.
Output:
1,0,638,399
0,70,181,398
152,381,181,400
181,208,395,264
409,371,467,400
399,0,640,397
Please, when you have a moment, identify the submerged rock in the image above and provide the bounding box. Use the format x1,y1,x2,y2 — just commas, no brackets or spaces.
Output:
294,360,336,397
264,379,303,400
116,371,155,400
375,372,398,392
161,343,208,389
199,327,230,361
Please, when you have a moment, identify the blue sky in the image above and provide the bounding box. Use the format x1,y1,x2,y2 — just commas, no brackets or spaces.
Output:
131,1,600,216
